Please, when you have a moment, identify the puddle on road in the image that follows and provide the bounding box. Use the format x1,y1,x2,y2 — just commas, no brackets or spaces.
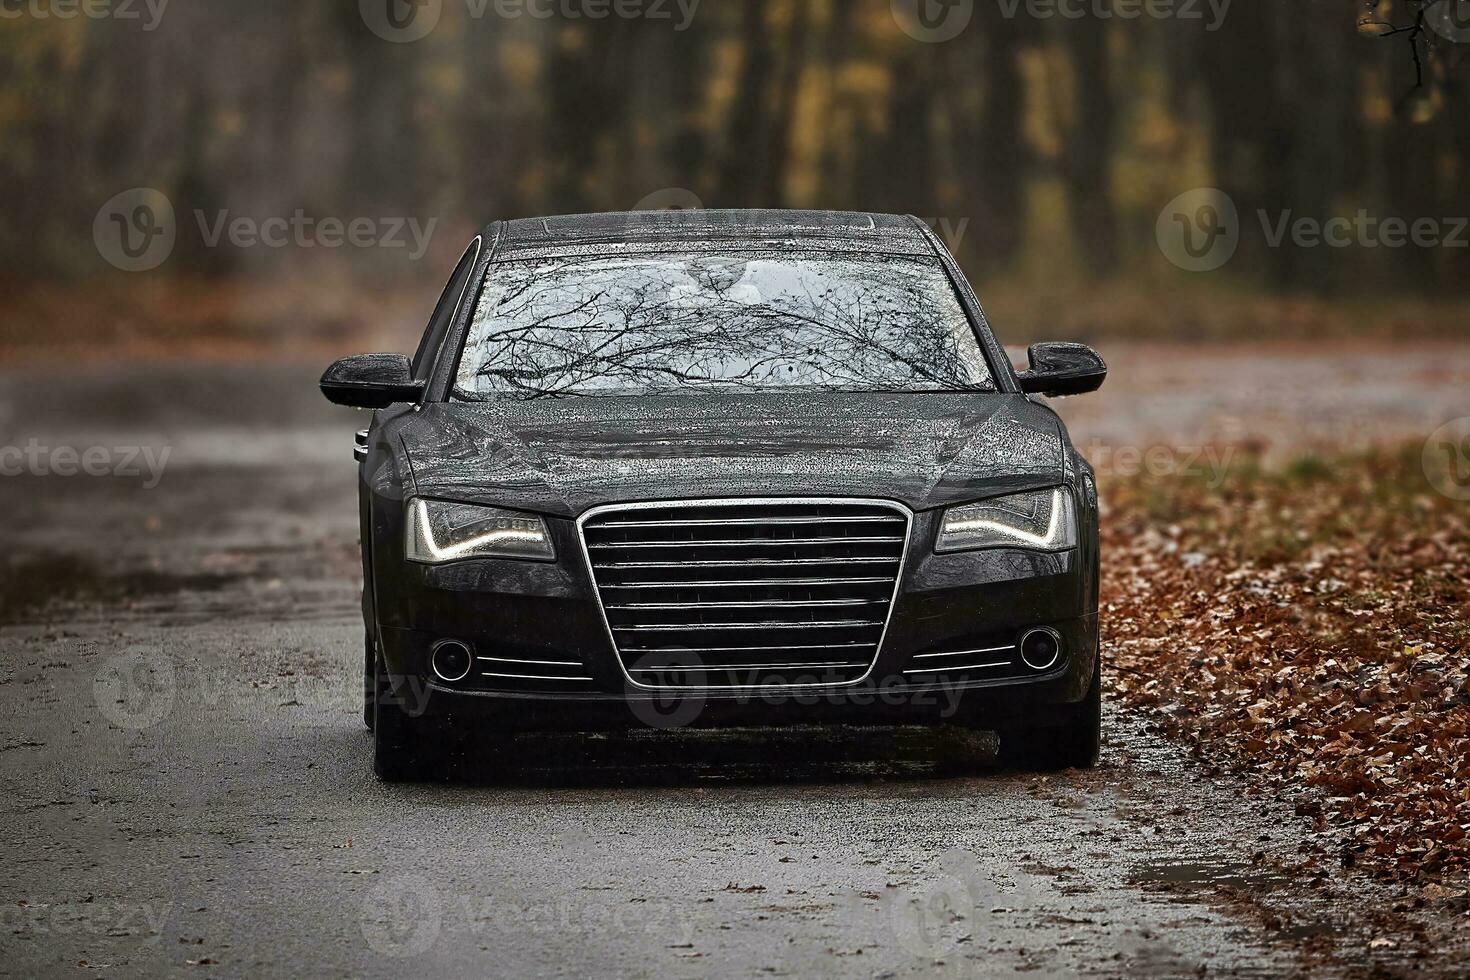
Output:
1129,858,1340,944
1129,857,1296,893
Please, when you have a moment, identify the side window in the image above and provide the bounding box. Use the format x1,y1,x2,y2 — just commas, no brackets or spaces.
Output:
411,241,480,381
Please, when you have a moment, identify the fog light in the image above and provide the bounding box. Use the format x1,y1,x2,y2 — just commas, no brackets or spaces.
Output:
430,639,473,683
1019,628,1062,671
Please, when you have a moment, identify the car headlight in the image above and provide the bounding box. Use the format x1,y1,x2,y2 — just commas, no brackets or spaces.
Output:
405,498,555,563
936,487,1077,553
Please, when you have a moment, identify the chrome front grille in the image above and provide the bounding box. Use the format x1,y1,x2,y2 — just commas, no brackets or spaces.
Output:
579,499,911,689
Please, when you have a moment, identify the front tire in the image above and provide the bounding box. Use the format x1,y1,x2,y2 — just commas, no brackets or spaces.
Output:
363,631,378,731
997,661,1101,771
372,654,432,782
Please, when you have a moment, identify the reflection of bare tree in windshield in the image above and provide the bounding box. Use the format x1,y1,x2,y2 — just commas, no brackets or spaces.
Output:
453,254,995,400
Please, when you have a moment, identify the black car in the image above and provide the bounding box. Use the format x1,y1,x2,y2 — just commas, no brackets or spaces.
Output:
321,209,1107,781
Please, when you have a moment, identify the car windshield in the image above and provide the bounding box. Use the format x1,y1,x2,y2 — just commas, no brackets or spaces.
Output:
452,251,995,400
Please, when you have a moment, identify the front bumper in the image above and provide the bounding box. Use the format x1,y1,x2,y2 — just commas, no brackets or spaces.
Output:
372,507,1099,731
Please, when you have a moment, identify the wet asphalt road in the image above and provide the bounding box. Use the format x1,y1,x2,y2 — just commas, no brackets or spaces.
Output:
3,347,1469,978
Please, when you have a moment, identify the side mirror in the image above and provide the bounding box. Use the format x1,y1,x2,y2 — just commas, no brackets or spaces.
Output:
320,353,424,409
1016,342,1107,397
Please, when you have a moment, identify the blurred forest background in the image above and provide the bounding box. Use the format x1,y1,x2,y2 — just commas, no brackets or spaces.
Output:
1,0,1468,358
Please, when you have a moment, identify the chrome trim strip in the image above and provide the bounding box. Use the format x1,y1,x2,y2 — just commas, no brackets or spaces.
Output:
480,671,595,682
913,644,1015,660
475,655,585,668
903,660,1012,675
577,497,914,693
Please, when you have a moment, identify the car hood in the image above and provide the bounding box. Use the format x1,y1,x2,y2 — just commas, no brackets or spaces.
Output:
395,392,1066,518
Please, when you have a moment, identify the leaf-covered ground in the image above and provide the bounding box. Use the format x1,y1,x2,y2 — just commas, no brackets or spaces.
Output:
1101,444,1470,888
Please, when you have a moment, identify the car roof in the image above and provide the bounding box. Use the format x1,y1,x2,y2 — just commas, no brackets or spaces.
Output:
487,209,937,261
